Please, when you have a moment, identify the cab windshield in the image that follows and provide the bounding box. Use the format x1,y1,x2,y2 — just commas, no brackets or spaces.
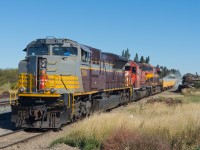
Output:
53,47,78,56
28,46,48,56
125,66,131,71
141,66,153,71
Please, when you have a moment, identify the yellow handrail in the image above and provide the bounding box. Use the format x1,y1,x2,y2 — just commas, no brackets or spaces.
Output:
15,73,79,94
9,90,17,105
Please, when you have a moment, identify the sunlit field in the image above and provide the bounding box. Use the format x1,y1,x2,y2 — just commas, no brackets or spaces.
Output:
51,94,200,150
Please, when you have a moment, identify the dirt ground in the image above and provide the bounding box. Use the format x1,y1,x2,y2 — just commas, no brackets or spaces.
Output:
4,90,182,150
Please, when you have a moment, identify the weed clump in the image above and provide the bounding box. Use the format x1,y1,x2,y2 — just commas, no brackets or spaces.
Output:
50,131,100,150
147,97,182,106
102,128,171,150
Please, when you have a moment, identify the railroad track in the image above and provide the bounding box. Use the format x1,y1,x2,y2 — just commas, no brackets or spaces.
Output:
0,95,9,99
0,129,48,149
0,101,10,107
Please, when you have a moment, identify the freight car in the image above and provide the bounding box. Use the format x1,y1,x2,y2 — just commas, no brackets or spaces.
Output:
10,37,175,129
162,80,176,90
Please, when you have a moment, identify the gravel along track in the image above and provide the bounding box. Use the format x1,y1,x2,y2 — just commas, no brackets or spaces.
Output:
0,94,9,100
0,94,11,115
0,129,48,149
0,95,14,137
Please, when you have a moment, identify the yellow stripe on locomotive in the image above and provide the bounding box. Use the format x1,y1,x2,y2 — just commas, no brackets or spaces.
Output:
17,73,80,95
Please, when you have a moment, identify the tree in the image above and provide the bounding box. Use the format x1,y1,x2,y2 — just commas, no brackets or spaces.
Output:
122,50,125,57
124,49,127,58
145,56,150,64
125,48,131,60
157,64,181,78
122,48,131,59
134,53,139,62
140,56,145,63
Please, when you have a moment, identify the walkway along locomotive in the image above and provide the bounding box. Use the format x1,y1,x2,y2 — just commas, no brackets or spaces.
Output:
10,38,175,129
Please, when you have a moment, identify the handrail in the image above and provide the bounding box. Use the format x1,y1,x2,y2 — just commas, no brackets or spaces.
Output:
60,77,69,92
9,90,17,105
15,73,79,94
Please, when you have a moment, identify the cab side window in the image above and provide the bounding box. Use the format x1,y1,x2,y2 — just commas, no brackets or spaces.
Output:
81,49,90,62
132,67,136,73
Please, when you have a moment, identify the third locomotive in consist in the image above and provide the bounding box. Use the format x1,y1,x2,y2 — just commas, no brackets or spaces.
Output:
10,38,175,129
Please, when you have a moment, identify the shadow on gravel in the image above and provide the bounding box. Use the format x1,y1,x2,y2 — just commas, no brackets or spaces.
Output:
171,89,181,93
0,112,16,131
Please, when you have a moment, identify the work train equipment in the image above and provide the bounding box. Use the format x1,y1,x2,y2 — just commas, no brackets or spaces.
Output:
10,38,176,129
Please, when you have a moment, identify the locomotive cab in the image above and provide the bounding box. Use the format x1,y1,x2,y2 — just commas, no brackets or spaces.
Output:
12,38,86,128
125,61,140,88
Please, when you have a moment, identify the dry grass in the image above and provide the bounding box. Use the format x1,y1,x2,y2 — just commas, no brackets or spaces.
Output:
181,88,200,103
75,103,200,139
102,127,171,150
182,88,200,96
52,101,200,149
0,83,10,94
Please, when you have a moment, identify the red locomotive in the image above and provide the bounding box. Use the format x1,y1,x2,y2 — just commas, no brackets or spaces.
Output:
125,61,162,100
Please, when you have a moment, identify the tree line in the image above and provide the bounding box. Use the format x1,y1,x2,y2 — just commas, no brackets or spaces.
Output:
122,48,150,64
157,65,181,78
121,48,181,77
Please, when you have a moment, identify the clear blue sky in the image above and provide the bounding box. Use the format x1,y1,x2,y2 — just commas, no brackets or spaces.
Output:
0,0,199,75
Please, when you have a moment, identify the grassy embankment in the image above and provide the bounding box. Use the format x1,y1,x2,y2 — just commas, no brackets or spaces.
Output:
182,88,200,103
51,89,200,150
0,68,18,94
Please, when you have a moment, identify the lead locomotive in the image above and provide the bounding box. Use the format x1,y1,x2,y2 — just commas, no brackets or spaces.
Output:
11,38,131,128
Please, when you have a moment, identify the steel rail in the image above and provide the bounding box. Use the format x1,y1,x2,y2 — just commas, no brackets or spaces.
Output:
0,129,49,149
0,129,24,138
0,101,10,106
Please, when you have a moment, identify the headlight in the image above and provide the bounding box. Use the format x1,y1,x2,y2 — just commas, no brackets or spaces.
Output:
18,87,25,93
50,88,56,94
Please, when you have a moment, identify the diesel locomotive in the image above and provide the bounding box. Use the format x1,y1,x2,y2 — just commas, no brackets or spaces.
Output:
10,37,175,129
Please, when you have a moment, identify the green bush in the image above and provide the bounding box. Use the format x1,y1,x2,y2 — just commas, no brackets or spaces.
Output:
50,132,101,150
194,81,200,88
0,68,18,91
